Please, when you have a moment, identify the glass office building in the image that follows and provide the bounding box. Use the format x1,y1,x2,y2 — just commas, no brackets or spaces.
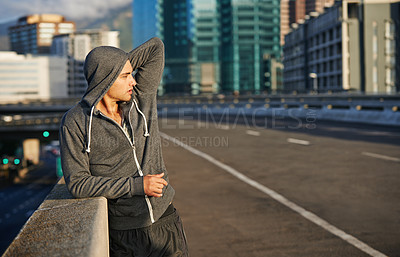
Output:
191,0,220,94
132,0,160,48
134,0,281,95
158,0,220,94
220,0,281,94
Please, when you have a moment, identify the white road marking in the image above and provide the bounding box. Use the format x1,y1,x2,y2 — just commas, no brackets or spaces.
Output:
246,130,260,136
161,132,387,257
217,125,230,130
362,152,400,162
287,138,311,146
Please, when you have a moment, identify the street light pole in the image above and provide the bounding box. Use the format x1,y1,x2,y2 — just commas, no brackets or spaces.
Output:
309,72,318,93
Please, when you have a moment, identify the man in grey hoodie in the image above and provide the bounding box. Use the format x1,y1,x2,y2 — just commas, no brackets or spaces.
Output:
59,37,188,256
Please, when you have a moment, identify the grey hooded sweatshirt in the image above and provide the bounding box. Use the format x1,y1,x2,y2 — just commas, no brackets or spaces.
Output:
59,37,174,230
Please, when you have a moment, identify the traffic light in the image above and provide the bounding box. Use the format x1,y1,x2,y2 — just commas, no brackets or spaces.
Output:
2,158,8,165
43,131,50,138
14,159,20,165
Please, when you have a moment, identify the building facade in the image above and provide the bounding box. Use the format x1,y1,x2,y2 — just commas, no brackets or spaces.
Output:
0,51,68,102
280,0,336,46
159,0,193,94
9,14,75,54
283,0,399,94
52,30,120,97
132,0,160,48
190,0,220,94
220,0,281,94
136,0,281,95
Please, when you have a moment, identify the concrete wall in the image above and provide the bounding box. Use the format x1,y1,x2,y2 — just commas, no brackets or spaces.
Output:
3,178,109,257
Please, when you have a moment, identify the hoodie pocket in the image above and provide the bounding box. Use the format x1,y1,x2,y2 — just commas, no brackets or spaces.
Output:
109,196,148,217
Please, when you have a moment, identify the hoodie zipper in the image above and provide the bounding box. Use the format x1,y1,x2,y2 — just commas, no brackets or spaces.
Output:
99,104,155,223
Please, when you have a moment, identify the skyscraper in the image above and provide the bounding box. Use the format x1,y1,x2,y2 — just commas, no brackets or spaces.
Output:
159,0,192,94
190,0,220,94
132,0,159,48
220,0,281,94
139,0,282,95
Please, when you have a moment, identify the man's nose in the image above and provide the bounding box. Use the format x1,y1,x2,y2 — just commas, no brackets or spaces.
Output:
129,74,137,87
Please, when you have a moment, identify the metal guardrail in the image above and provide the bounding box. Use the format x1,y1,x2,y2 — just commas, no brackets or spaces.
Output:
0,94,399,130
157,95,400,113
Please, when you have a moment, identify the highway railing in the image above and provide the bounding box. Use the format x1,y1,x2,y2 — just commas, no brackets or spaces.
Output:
0,94,399,129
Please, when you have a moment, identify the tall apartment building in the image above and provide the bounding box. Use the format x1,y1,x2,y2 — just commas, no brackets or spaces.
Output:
283,0,400,94
8,14,75,54
52,30,120,97
0,51,67,102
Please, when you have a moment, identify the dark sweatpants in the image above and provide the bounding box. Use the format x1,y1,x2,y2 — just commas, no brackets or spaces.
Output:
109,207,189,257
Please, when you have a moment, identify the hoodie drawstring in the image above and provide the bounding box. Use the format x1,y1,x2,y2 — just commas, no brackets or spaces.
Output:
86,106,95,153
133,99,150,137
85,100,149,153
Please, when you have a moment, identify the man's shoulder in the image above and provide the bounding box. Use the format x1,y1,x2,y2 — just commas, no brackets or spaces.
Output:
60,103,87,129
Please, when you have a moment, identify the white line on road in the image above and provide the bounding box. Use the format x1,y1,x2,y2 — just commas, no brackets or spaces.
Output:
217,125,230,130
160,132,387,257
246,130,260,136
362,152,400,162
287,138,311,146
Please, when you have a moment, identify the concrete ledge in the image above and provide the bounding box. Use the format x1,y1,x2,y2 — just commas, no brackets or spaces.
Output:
2,178,109,257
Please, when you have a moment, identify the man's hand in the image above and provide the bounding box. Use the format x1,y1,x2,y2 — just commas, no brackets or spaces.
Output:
143,173,168,197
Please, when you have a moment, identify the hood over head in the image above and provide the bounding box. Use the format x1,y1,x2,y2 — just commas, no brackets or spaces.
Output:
82,46,129,108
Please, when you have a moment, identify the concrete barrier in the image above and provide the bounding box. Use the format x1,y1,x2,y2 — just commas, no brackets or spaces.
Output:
2,178,109,257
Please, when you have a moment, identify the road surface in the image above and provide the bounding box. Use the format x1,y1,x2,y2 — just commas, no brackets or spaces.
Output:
161,116,400,257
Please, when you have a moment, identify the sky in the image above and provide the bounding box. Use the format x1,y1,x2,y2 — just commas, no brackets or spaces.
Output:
0,0,132,23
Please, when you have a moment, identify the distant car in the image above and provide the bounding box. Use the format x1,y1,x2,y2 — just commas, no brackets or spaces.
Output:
44,141,60,156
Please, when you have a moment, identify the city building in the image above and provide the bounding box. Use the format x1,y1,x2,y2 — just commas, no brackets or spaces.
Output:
8,14,75,54
280,0,290,46
52,30,120,97
189,0,220,94
158,0,221,95
0,51,68,102
280,0,336,45
283,0,400,94
138,0,281,95
132,0,160,48
220,0,281,94
158,0,192,94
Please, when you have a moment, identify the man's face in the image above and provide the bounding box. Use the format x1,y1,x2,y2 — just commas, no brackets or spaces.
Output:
105,60,136,102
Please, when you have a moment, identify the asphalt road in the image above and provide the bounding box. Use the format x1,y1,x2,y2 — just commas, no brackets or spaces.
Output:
160,116,400,257
0,155,58,255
